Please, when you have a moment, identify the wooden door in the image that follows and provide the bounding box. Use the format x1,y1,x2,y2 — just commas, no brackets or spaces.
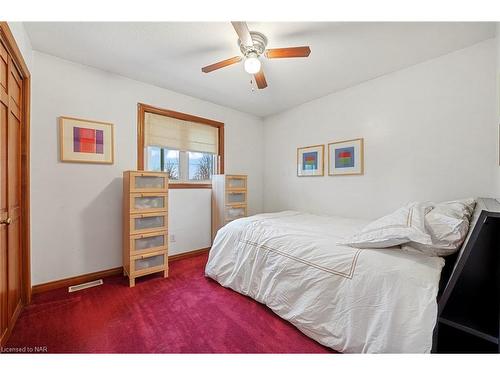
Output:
0,37,22,342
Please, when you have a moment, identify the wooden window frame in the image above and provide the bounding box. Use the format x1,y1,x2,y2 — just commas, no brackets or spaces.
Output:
137,103,224,189
0,23,31,306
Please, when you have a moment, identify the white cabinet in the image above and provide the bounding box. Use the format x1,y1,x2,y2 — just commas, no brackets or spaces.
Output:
211,174,248,240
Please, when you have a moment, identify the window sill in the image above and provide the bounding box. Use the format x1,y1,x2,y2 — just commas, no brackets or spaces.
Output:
168,183,211,189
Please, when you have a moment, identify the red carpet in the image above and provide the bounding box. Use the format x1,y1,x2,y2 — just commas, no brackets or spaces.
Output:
6,253,332,353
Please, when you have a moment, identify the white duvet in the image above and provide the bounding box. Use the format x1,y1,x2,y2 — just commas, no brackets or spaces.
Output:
205,211,445,353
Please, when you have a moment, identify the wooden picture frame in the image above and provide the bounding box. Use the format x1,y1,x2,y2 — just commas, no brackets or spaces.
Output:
328,138,364,176
59,116,114,164
297,144,324,177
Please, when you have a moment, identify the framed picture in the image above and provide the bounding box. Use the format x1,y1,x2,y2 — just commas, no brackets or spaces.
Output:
297,144,324,177
328,138,364,176
59,116,114,164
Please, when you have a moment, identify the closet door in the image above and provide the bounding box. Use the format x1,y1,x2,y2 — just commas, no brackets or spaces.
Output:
0,37,8,342
0,38,23,342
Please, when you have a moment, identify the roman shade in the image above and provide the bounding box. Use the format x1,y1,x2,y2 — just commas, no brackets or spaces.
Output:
144,112,219,154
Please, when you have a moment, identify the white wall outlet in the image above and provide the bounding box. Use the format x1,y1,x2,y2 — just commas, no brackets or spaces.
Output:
170,234,176,243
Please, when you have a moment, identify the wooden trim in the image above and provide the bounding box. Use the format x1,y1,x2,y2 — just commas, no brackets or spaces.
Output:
32,248,211,294
0,24,32,310
22,77,31,304
0,22,29,77
218,124,224,174
137,103,224,177
168,247,210,262
138,103,224,128
32,267,124,295
137,103,145,170
169,183,212,189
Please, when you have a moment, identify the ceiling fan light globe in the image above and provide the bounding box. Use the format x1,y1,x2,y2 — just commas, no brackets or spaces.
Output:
244,56,261,74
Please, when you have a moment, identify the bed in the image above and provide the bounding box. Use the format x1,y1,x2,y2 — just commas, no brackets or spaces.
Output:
205,211,445,353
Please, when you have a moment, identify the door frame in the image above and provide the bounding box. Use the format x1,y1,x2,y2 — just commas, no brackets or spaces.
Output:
0,22,31,305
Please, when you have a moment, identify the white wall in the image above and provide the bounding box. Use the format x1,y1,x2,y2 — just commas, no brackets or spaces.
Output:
31,51,264,285
22,30,500,285
264,39,498,220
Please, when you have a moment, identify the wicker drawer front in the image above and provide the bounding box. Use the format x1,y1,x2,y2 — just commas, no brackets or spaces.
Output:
131,251,167,276
225,206,246,221
130,231,167,255
226,175,247,190
130,193,167,213
130,212,167,235
226,191,246,205
130,172,167,192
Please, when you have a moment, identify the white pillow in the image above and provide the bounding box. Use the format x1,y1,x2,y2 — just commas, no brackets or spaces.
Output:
339,202,434,249
402,198,476,257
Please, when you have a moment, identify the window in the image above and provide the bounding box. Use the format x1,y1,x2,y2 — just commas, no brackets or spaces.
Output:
188,152,216,181
147,147,217,182
138,104,224,187
165,149,180,180
147,147,180,180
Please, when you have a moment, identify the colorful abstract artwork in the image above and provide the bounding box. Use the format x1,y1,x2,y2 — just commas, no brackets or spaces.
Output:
329,138,364,176
60,117,114,164
302,151,318,170
335,146,355,168
297,145,324,176
73,127,104,154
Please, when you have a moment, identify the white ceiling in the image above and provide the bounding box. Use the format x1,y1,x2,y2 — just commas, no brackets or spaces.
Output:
24,22,495,117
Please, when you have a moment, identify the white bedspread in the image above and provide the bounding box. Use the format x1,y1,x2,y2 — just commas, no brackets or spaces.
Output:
205,211,445,353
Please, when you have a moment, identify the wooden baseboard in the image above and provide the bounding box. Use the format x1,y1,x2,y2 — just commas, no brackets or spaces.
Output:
168,247,210,262
32,267,123,295
31,247,211,295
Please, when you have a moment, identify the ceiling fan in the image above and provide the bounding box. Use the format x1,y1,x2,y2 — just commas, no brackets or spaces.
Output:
201,22,311,89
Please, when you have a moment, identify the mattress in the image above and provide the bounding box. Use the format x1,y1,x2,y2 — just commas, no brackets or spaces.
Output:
204,211,445,353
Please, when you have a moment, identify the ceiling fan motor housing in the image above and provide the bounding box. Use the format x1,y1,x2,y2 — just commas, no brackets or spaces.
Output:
239,31,268,57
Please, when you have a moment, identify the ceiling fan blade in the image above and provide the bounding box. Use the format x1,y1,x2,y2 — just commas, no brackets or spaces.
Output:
254,69,267,89
231,21,254,47
265,46,311,59
201,56,242,73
